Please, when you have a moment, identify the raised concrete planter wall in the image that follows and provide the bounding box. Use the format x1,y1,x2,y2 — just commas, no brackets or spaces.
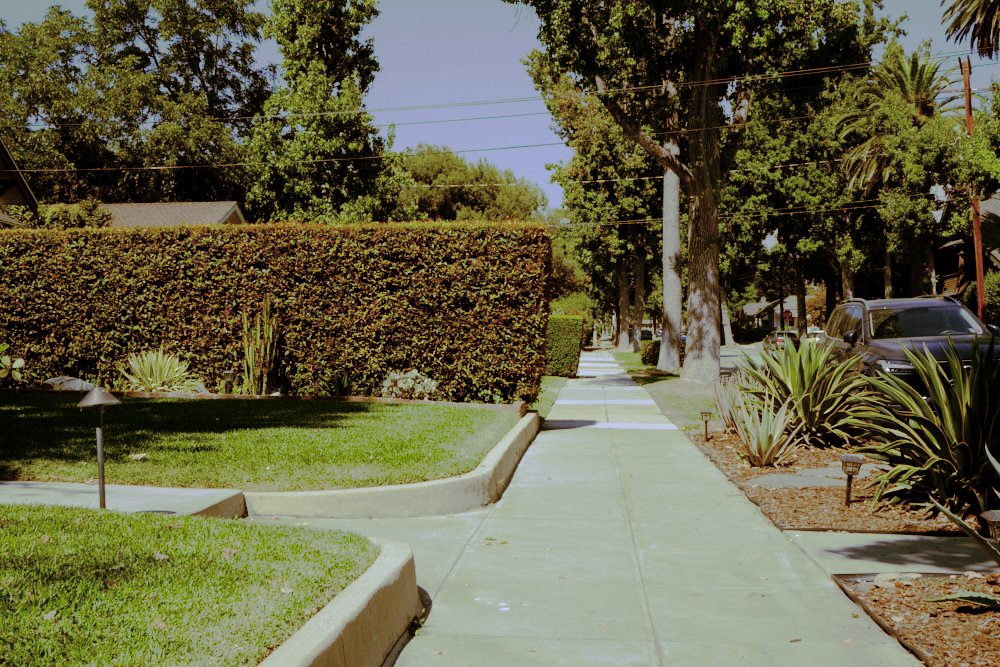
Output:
244,413,539,518
259,540,421,667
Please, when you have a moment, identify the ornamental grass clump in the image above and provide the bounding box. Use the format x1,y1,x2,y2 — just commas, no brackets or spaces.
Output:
730,393,801,467
120,349,202,393
737,340,874,448
381,369,438,400
854,338,1000,515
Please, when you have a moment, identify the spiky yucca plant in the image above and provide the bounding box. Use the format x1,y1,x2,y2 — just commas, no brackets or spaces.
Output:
738,341,875,448
732,393,802,467
121,349,202,393
856,338,1000,515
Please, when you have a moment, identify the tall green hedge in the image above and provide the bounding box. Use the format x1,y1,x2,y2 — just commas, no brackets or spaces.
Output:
0,222,550,402
546,315,582,377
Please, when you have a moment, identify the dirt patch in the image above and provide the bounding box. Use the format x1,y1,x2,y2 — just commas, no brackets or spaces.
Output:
697,430,996,665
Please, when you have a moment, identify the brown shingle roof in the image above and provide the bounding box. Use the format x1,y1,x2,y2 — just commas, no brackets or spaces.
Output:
101,201,245,228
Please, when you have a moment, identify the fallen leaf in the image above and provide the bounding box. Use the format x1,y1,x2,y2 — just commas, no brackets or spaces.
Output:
151,619,168,630
152,551,169,561
42,610,57,621
221,548,237,561
38,535,51,544
128,453,147,461
789,638,801,643
280,586,293,594
963,571,985,579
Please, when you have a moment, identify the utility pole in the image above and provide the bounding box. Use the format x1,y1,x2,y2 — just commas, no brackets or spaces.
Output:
960,57,987,321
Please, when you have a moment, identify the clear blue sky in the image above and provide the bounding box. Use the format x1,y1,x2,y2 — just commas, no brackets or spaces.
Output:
4,0,998,211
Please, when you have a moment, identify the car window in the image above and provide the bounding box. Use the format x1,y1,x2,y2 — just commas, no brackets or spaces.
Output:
870,305,985,339
842,305,862,337
826,310,844,338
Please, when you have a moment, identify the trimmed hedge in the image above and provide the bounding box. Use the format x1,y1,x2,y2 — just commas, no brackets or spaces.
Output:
546,315,582,377
0,222,550,403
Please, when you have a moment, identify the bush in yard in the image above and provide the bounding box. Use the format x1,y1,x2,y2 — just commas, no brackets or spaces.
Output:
120,349,203,393
381,369,438,400
0,222,550,402
735,341,875,448
854,339,1000,516
545,315,582,377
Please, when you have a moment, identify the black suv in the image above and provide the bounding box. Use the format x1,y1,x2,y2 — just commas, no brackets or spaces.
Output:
824,296,996,390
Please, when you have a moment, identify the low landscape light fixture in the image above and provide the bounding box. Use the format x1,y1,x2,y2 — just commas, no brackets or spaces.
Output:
222,368,236,395
700,411,713,441
78,387,121,510
980,510,1000,541
840,454,865,507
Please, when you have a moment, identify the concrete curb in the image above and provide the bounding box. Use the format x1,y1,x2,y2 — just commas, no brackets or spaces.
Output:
244,413,540,518
259,539,422,667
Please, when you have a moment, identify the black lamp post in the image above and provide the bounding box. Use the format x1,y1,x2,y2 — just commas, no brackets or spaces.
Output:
980,510,1000,540
78,387,121,509
840,454,865,506
222,368,236,395
700,411,712,441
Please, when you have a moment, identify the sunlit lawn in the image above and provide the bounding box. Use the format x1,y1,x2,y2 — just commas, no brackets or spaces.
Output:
0,505,375,666
0,394,520,491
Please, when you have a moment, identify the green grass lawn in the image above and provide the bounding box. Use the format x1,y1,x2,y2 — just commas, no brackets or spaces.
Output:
0,505,376,666
612,352,717,433
1,394,520,491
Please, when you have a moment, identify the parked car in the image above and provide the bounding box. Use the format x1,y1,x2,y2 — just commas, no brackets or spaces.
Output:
762,329,799,353
804,326,825,343
823,296,997,392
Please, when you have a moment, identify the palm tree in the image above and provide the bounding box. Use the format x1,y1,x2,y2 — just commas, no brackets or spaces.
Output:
835,44,958,296
944,0,1000,58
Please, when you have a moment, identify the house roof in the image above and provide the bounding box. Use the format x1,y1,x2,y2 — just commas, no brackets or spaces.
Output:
100,201,245,228
0,135,39,216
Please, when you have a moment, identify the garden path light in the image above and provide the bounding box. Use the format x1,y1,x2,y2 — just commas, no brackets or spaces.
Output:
78,387,121,509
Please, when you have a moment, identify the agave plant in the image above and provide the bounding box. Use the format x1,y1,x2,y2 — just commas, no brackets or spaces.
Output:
855,338,1000,515
737,341,875,448
731,393,802,467
120,349,202,393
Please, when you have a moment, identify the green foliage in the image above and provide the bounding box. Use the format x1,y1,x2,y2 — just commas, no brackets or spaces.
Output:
240,295,280,395
962,270,1000,326
856,339,1000,515
398,144,546,221
0,222,549,403
640,339,659,367
944,0,1000,58
0,343,25,382
380,369,438,400
38,199,112,230
550,291,595,348
731,394,801,467
545,315,582,377
120,349,202,393
736,342,875,448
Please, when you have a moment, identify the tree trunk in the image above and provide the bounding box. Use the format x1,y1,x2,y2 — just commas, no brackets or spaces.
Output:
658,166,683,372
617,263,632,351
883,251,893,298
721,302,733,346
681,33,722,383
632,249,645,353
841,263,855,301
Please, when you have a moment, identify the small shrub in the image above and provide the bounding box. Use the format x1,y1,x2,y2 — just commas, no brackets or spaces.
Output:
736,341,874,448
121,349,202,393
640,339,658,366
381,369,438,400
732,394,801,467
855,339,1000,515
546,315,582,377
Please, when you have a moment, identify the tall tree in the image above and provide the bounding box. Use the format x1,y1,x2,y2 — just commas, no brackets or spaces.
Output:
508,0,886,381
835,43,961,297
398,144,546,221
246,0,393,222
526,50,662,355
944,0,1000,58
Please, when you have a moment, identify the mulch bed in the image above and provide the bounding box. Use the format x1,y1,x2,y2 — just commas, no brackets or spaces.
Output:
696,429,998,667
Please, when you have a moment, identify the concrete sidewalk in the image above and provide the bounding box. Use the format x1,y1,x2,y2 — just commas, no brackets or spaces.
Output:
258,351,920,666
